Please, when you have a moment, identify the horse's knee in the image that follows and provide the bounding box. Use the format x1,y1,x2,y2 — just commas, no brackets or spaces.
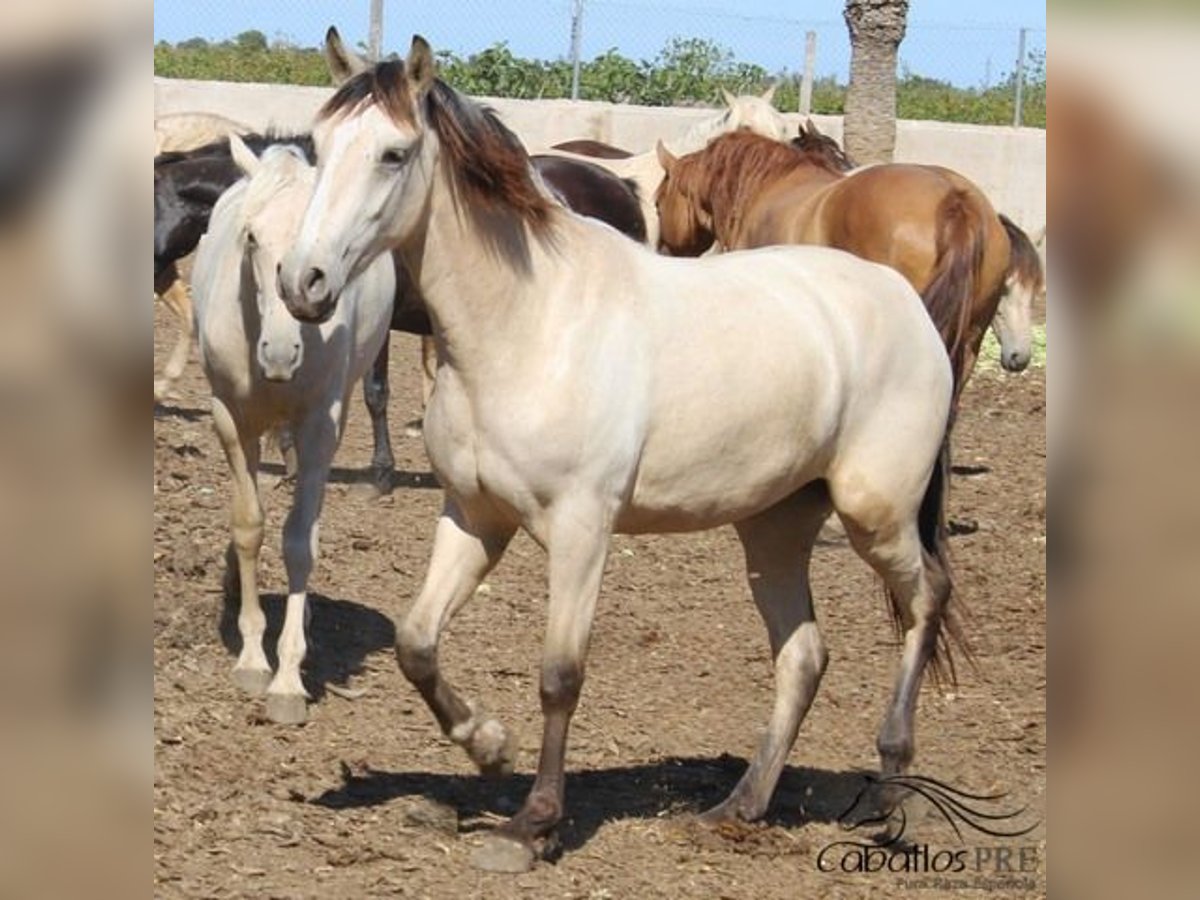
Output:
540,659,584,711
395,622,437,685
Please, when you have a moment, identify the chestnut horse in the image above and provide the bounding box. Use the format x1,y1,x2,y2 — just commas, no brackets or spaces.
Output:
655,131,1012,403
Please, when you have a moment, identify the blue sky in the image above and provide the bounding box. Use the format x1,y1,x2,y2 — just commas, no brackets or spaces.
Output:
154,0,1046,88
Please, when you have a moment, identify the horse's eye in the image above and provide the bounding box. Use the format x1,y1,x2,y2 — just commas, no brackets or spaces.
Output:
381,147,410,167
245,231,257,249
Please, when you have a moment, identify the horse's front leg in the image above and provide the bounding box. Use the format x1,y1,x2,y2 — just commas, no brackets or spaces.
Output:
362,338,394,495
396,499,517,770
264,409,340,724
475,499,613,872
211,397,270,695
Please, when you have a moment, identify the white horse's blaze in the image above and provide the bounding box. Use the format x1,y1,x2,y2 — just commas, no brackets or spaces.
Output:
191,142,395,724
280,45,958,863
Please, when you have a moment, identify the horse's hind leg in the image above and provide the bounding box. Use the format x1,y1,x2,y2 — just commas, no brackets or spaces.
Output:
395,499,517,772
362,338,394,495
832,478,951,779
701,483,832,824
265,410,340,725
211,397,270,696
154,278,193,401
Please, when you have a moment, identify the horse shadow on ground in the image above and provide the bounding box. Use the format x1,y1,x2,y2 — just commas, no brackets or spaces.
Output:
311,754,876,854
154,402,209,423
219,589,395,702
257,461,440,492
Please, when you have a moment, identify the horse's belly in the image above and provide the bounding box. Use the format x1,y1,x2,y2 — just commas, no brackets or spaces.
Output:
618,403,837,533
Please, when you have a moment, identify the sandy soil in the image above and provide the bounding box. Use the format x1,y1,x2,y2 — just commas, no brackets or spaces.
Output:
154,305,1046,899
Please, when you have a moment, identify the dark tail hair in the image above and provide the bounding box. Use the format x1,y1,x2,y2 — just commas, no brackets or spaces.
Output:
904,431,974,688
921,189,988,408
998,213,1045,293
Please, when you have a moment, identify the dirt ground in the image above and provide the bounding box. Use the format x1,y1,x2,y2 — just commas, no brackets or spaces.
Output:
154,306,1046,899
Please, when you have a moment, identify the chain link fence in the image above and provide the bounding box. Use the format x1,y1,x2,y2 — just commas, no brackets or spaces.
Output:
153,0,1045,126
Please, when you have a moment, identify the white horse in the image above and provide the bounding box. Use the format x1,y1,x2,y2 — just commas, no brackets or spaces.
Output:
280,41,963,871
190,136,394,724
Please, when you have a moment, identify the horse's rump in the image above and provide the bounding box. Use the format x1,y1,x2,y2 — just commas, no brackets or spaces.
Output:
922,189,990,395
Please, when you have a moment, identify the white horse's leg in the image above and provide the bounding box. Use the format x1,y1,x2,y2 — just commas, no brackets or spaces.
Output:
211,396,270,695
264,411,339,725
395,499,517,770
154,279,193,401
700,483,832,824
478,498,612,871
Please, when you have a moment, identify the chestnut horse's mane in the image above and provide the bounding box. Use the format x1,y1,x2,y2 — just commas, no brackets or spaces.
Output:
670,132,840,243
320,61,555,237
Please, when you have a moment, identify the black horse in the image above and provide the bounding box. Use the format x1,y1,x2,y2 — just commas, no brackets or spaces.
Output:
154,131,647,492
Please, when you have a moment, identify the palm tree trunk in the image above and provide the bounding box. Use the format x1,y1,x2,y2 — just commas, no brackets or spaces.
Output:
843,0,909,166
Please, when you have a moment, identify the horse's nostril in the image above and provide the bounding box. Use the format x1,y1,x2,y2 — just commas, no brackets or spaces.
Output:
303,267,326,296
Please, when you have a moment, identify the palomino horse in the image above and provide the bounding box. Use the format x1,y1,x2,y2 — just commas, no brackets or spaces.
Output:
655,131,1011,403
791,119,1043,373
279,41,965,871
155,111,251,155
190,137,395,723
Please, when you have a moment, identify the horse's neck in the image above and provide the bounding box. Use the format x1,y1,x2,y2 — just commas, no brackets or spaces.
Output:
404,169,559,382
708,159,834,246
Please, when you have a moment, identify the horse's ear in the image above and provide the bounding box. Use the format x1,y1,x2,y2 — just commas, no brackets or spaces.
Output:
760,82,777,104
656,140,678,174
805,117,820,136
323,26,369,85
719,87,737,109
229,133,260,177
407,35,435,96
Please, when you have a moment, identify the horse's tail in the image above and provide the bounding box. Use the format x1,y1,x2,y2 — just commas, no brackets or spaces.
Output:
902,427,974,689
998,212,1045,293
922,188,988,405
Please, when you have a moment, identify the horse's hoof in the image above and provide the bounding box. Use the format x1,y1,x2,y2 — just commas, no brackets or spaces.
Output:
231,666,272,697
468,718,518,778
265,692,308,725
471,835,536,873
370,468,394,497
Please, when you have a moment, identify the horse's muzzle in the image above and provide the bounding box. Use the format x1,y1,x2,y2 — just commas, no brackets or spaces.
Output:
279,261,337,324
1001,349,1031,372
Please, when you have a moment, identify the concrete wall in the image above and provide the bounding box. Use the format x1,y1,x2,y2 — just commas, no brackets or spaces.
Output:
155,77,1045,231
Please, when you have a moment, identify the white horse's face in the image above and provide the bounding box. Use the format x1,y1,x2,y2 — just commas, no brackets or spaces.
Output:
242,176,313,381
724,95,788,142
991,271,1041,372
282,96,433,324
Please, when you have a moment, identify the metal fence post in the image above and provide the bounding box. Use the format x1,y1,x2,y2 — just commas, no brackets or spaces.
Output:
368,0,384,61
1013,26,1027,128
570,0,585,100
799,30,816,115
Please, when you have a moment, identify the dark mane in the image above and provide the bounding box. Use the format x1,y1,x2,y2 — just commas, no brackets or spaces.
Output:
320,62,555,236
998,214,1045,290
791,133,856,173
670,131,835,242
154,130,316,169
